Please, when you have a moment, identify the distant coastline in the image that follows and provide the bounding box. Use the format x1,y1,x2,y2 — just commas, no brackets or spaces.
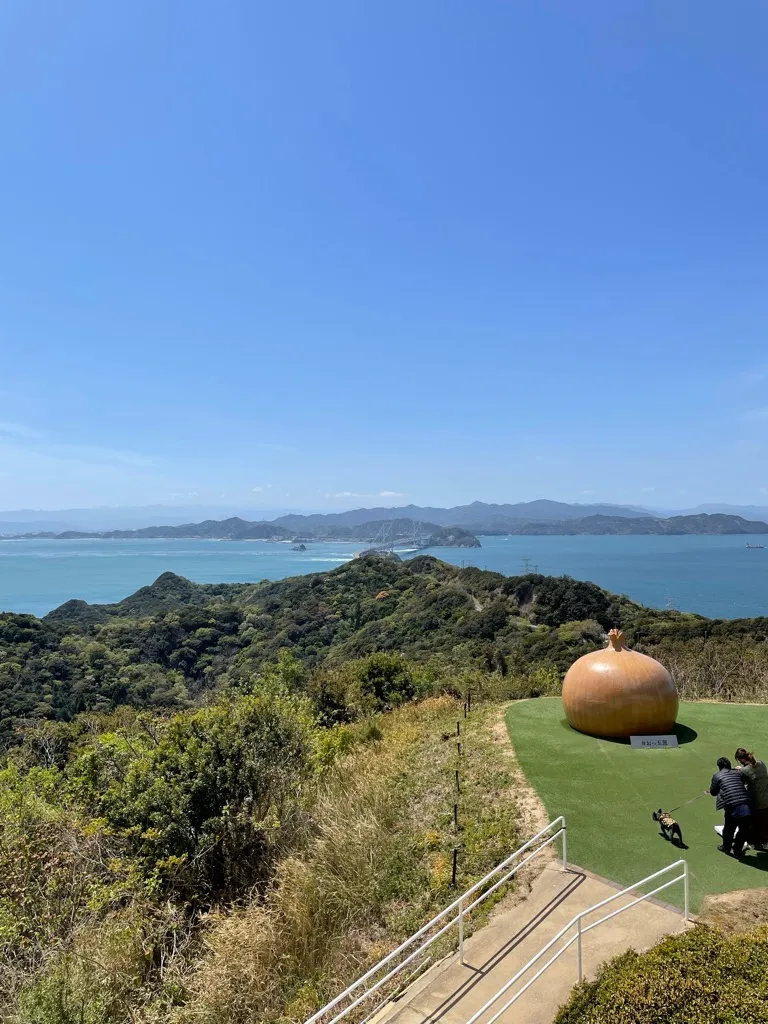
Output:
6,516,482,550
6,510,768,542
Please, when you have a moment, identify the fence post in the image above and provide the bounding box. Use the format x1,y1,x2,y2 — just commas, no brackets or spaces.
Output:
458,897,465,964
561,821,568,872
683,861,689,923
576,917,583,981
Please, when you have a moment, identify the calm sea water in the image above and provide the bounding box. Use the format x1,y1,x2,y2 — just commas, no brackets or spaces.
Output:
0,535,766,619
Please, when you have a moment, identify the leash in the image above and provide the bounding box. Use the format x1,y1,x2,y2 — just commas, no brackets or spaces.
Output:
668,792,708,814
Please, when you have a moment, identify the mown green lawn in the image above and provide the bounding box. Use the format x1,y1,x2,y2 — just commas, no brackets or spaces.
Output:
506,699,768,911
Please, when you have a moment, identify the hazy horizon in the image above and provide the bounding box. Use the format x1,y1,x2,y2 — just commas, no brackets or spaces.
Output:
4,497,768,532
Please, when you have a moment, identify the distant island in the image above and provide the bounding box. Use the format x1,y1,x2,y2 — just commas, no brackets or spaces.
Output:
499,513,768,536
15,516,482,549
10,510,768,542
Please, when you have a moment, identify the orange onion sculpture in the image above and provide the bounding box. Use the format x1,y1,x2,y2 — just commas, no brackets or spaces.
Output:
562,629,678,738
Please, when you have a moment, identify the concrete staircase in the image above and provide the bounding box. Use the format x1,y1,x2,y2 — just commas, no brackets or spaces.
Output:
371,861,687,1024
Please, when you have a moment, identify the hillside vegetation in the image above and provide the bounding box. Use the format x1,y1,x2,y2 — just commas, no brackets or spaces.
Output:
3,555,768,1022
2,554,768,747
554,926,768,1024
0,687,517,1024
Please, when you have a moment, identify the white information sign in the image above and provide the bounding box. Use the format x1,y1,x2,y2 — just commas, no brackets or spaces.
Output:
630,734,679,749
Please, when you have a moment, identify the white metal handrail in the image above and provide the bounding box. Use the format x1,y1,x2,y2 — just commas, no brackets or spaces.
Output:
305,816,567,1024
464,859,689,1024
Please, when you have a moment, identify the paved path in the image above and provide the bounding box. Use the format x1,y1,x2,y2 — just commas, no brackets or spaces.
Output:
373,861,687,1024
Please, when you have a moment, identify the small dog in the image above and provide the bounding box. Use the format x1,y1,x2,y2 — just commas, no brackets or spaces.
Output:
653,809,684,846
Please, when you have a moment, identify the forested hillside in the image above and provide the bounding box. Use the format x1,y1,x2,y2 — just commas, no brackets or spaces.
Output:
2,554,768,747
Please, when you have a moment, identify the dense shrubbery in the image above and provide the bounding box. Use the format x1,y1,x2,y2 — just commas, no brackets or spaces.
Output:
0,680,518,1023
554,926,768,1024
68,691,317,898
177,698,519,1024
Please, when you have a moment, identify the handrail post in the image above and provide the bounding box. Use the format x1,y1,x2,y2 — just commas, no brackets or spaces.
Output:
576,917,583,981
561,821,568,872
683,861,689,923
458,898,465,964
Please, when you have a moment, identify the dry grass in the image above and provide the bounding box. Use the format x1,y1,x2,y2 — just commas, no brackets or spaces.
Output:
698,888,768,933
174,697,520,1024
646,639,768,704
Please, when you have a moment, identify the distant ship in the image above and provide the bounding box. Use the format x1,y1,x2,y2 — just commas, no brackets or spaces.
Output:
746,543,765,549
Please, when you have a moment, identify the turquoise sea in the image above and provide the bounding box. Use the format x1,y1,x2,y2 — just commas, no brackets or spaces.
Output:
1,535,767,619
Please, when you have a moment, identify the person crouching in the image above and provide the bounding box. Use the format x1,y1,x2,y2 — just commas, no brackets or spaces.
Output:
735,747,768,850
710,756,751,857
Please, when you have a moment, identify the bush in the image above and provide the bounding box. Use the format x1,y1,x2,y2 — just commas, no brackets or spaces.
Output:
67,691,318,898
554,925,768,1024
348,652,416,713
0,763,145,1014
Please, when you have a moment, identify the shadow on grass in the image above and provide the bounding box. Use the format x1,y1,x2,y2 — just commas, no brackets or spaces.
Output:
656,830,689,851
729,849,768,873
559,719,698,746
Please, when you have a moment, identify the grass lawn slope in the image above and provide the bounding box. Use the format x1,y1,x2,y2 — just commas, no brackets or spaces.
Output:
506,698,768,911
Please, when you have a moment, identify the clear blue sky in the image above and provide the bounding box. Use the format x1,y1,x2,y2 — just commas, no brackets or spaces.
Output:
1,0,767,512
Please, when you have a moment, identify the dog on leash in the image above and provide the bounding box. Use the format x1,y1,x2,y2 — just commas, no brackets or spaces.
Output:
652,810,684,846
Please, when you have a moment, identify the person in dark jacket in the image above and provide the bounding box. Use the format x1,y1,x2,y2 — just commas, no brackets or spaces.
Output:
735,747,768,849
710,756,751,856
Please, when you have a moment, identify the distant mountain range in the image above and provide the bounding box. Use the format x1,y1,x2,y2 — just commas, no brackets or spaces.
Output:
269,499,655,531
654,504,768,521
502,514,768,536
10,508,768,542
0,499,653,534
5,499,768,537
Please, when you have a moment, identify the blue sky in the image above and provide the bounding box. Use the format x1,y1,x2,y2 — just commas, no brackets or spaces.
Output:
1,0,767,512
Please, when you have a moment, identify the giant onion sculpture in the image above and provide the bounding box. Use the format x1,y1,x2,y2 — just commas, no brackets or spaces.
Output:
562,629,678,738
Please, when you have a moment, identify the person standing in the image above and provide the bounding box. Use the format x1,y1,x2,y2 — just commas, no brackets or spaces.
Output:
710,756,751,856
735,747,768,849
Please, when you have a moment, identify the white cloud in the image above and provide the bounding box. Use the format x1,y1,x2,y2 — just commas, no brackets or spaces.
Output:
325,489,406,500
251,484,273,493
641,486,656,493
